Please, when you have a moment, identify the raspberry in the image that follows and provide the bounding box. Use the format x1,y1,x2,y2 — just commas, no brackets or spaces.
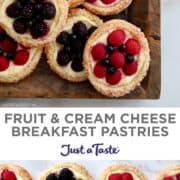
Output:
87,0,96,3
102,0,116,4
176,174,180,180
109,51,125,68
122,173,133,180
0,26,5,33
0,37,17,52
94,63,107,78
163,177,173,180
108,30,126,47
91,43,107,61
125,39,141,55
123,61,138,76
14,50,29,65
0,56,9,71
106,70,121,85
1,169,17,180
109,173,122,180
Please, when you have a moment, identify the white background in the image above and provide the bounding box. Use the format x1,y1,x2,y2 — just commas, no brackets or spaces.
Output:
0,0,180,107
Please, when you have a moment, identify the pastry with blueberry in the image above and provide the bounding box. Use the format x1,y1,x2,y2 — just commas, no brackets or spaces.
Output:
0,26,42,83
83,0,132,16
84,19,150,97
156,165,180,180
45,8,102,82
0,0,68,47
99,164,148,180
0,164,32,180
39,162,92,180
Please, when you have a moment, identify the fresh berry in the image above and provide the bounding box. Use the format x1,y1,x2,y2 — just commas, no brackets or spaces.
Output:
163,177,173,180
107,65,116,75
14,50,29,65
0,37,18,52
125,39,141,55
57,31,69,45
108,30,126,47
87,0,96,3
106,44,115,54
125,54,134,64
73,21,87,37
13,18,27,34
71,39,83,53
0,26,4,33
0,56,9,71
6,3,20,18
71,61,84,72
106,70,121,85
123,61,138,76
57,50,71,66
0,48,4,55
59,168,74,180
108,173,122,180
91,43,107,61
118,44,126,52
101,58,110,67
94,63,107,78
122,173,133,180
43,2,56,20
109,51,125,68
6,52,15,60
22,3,34,18
102,0,116,4
46,173,58,180
176,174,180,180
30,21,49,38
1,169,17,180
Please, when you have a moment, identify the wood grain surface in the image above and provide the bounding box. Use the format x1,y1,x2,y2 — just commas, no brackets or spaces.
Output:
0,0,160,99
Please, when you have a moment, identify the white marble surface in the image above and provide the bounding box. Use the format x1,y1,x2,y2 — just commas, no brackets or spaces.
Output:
0,160,180,179
0,0,180,107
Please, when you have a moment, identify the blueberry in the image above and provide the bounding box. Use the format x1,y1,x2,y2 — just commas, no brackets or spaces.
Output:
57,31,69,45
71,61,84,72
0,48,4,55
57,50,71,66
59,168,74,180
71,40,83,53
6,52,15,60
13,18,27,34
72,21,87,37
106,45,115,54
68,34,78,43
125,54,134,64
118,44,126,52
101,58,110,67
107,65,116,75
43,2,56,20
64,45,71,54
46,174,58,180
22,3,34,18
0,32,5,41
6,3,20,18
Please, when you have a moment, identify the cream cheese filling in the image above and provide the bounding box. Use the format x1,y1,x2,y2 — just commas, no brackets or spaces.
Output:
56,16,97,78
89,29,147,88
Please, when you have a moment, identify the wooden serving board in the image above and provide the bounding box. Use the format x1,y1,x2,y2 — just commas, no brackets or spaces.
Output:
0,0,160,99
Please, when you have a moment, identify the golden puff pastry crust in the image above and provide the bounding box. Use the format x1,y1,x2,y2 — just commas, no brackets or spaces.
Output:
45,8,103,82
99,164,148,180
84,19,150,97
156,165,180,180
39,162,92,180
0,164,32,180
68,0,85,8
0,0,68,47
83,0,133,16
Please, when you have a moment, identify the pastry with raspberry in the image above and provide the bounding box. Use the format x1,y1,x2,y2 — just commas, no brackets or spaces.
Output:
0,26,42,83
156,165,180,180
0,164,32,180
84,19,150,97
99,164,148,180
83,0,132,16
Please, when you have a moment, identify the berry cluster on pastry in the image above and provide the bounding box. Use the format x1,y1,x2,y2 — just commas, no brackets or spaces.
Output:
0,0,151,98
